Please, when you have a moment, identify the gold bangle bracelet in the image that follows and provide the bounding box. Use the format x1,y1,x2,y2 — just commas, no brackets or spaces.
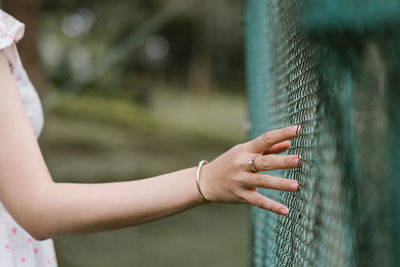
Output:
196,160,212,204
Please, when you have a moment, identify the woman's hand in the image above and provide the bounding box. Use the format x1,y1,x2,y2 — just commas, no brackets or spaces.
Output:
0,47,300,238
200,125,301,215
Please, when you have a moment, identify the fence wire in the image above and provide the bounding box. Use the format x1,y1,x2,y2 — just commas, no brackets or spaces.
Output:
245,0,400,266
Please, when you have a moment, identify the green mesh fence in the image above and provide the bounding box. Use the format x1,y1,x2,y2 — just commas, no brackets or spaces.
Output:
244,0,400,266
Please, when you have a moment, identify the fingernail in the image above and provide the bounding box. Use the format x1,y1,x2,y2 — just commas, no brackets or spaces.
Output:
293,158,300,165
296,124,302,135
280,207,289,215
290,181,298,191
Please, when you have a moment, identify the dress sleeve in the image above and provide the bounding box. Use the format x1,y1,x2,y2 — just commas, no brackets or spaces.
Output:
0,9,25,51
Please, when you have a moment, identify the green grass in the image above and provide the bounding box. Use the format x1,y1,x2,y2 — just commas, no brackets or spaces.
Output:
45,89,247,144
39,90,250,267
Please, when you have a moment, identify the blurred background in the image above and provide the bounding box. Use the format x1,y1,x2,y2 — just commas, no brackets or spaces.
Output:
0,0,249,266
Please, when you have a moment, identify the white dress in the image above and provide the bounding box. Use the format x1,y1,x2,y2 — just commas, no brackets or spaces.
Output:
0,9,58,267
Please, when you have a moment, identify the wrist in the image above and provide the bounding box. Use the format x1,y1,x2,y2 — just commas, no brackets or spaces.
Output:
197,162,216,203
188,166,208,206
195,160,213,204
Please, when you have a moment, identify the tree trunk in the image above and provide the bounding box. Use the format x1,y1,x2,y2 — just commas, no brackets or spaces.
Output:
188,1,213,97
3,0,44,93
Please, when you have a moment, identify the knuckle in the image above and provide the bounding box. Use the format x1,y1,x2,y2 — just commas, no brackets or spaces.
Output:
233,174,246,184
270,202,280,212
232,143,245,152
254,174,263,187
284,156,293,167
254,196,264,208
261,158,271,170
262,133,272,147
232,158,244,170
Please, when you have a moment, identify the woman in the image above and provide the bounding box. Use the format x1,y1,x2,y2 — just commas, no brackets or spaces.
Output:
0,9,300,266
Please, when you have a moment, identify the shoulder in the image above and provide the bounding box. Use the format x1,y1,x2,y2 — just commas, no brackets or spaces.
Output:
0,9,25,50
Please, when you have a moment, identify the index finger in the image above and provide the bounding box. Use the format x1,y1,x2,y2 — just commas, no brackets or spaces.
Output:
248,125,300,153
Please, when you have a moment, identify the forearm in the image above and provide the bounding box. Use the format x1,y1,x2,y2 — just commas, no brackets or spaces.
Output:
31,167,203,240
0,49,300,242
0,51,205,240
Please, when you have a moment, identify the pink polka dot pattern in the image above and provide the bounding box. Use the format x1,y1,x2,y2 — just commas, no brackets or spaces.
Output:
0,8,57,267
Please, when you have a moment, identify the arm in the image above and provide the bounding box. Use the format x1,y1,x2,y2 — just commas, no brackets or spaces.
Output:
0,50,300,241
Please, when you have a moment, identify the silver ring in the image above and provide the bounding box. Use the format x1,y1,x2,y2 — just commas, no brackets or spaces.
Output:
248,155,259,173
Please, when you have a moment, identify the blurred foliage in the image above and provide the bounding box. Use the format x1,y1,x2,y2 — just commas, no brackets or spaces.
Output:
51,89,246,144
38,0,245,103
